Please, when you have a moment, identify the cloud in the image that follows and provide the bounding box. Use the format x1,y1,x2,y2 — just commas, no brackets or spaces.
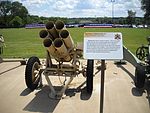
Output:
75,1,94,9
10,0,144,17
53,0,79,10
53,0,75,11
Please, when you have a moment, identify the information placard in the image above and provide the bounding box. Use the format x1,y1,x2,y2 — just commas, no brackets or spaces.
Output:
83,32,123,60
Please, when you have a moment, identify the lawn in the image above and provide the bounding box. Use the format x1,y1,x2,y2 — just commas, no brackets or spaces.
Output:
0,27,150,58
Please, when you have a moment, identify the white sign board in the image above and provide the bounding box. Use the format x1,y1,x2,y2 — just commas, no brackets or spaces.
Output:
83,32,123,60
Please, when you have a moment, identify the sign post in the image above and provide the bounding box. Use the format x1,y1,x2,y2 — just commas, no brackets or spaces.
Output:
100,60,105,113
83,32,123,113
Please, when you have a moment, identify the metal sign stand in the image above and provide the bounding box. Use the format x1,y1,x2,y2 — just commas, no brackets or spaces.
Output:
100,60,106,113
83,32,123,113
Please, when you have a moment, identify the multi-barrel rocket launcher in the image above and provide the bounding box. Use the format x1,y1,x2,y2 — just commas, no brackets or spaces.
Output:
39,21,75,62
25,20,94,99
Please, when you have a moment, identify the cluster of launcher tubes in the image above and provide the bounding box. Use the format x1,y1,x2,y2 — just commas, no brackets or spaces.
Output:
39,20,74,62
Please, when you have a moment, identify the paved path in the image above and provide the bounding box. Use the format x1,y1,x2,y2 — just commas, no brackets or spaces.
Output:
0,60,149,113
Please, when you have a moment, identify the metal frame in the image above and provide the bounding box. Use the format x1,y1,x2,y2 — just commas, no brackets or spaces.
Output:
44,74,73,99
37,45,147,99
123,46,141,67
40,49,86,99
123,38,150,80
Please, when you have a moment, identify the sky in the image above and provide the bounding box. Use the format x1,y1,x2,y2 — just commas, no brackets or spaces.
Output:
8,0,144,18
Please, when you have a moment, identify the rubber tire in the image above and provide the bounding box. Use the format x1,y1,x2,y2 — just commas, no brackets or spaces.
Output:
134,65,146,88
25,56,41,91
86,59,94,94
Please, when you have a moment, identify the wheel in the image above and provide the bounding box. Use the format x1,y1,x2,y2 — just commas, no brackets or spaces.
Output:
86,59,94,94
25,56,41,91
136,46,148,60
134,64,146,88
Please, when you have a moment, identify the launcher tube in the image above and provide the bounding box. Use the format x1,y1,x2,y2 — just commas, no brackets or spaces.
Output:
54,38,71,61
43,38,55,55
55,20,65,32
46,21,59,40
60,29,74,50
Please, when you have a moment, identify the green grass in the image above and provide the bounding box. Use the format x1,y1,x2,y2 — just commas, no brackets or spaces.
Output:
69,28,150,54
0,28,45,58
0,28,150,58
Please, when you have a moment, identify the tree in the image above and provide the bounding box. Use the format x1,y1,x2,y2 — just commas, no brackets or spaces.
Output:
0,1,29,27
126,10,136,26
0,1,11,27
9,16,23,27
141,0,150,25
11,2,28,22
30,15,41,23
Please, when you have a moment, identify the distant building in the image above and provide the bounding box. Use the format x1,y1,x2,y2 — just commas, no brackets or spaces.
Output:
84,23,113,28
25,23,45,28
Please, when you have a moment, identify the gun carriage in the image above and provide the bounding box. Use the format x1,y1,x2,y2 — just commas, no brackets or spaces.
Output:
25,21,94,99
134,36,150,88
25,20,149,99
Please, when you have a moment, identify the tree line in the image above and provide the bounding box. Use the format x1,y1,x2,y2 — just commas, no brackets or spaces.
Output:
0,1,28,28
0,1,149,28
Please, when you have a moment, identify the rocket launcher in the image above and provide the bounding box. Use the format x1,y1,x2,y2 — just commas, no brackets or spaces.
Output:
39,20,74,62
